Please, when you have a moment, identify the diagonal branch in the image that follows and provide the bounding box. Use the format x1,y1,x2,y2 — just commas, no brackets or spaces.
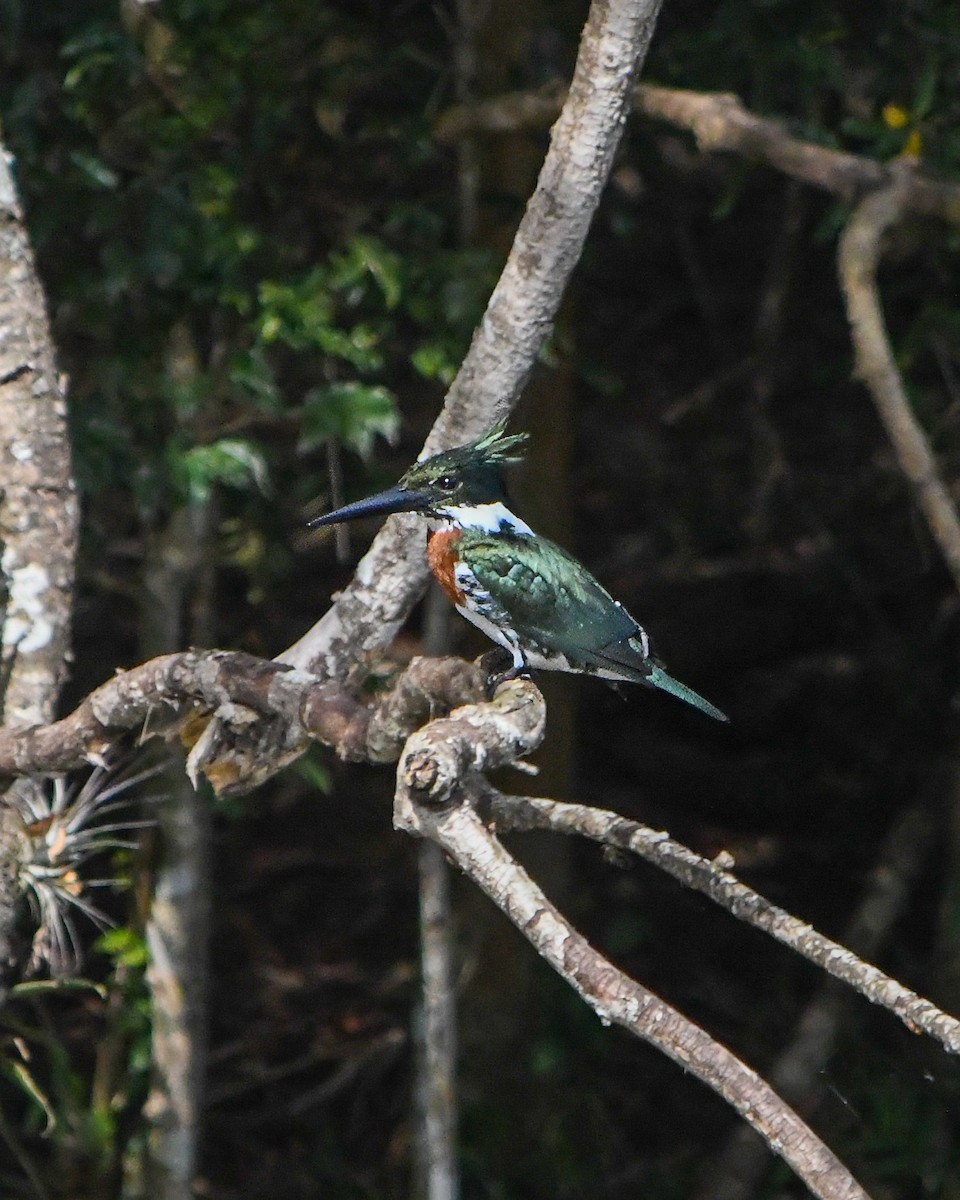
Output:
396,781,872,1200
485,790,960,1055
279,0,664,680
699,798,939,1200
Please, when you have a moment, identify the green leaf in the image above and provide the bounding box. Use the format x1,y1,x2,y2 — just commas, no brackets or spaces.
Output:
95,927,149,970
344,234,403,310
411,341,457,384
228,345,280,411
292,751,332,793
300,382,399,459
912,60,939,120
10,978,107,1000
67,150,119,190
177,439,271,503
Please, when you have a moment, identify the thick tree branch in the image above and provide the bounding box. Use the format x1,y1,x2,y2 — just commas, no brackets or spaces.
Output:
395,781,871,1200
837,173,960,592
0,651,484,787
397,677,546,804
280,0,664,680
485,791,960,1055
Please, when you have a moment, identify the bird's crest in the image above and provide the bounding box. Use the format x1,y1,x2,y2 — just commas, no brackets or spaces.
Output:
469,424,529,466
398,424,528,506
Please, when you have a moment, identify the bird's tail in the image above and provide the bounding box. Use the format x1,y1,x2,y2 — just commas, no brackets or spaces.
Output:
647,664,728,722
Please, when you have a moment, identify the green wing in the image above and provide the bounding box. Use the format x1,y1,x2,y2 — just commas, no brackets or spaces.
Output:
459,530,642,664
460,530,728,720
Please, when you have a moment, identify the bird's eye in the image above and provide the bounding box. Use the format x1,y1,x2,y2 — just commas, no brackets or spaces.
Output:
437,475,457,492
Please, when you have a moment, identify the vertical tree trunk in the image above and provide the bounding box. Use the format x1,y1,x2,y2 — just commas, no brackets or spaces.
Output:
0,152,78,728
139,330,215,1200
0,146,79,998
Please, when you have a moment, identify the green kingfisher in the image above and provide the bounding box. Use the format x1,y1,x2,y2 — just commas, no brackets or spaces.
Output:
310,426,727,721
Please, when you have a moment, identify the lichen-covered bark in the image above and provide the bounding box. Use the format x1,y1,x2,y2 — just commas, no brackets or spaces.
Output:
0,147,79,999
0,151,78,728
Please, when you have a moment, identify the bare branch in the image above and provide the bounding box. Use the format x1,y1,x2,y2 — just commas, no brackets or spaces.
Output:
485,791,960,1055
701,800,938,1200
397,678,546,804
0,651,484,788
438,80,960,595
632,86,960,220
438,82,960,224
837,172,960,592
280,0,664,679
396,784,872,1200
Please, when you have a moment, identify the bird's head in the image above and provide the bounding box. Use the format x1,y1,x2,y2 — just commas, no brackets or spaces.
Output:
309,425,529,528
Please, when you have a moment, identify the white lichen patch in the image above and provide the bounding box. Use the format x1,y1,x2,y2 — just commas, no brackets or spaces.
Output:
1,552,54,652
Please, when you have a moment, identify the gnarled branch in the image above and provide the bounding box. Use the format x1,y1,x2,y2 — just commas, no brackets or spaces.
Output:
396,773,871,1200
0,650,485,786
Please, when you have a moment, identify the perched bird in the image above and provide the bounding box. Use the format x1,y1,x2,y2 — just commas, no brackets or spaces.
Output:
310,427,727,721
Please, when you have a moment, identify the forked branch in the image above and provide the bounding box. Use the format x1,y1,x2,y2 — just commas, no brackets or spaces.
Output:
437,82,960,223
396,777,871,1200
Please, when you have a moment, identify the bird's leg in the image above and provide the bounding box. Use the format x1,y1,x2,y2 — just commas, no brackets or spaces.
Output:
480,644,531,699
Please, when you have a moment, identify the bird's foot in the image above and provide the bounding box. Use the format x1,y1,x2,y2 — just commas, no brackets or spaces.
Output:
479,648,532,700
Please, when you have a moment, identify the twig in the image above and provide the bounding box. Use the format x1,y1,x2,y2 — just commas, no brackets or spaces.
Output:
838,171,960,593
396,782,871,1200
484,792,960,1055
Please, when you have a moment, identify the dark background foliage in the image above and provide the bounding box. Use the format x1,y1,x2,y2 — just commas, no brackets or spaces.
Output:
2,0,960,1196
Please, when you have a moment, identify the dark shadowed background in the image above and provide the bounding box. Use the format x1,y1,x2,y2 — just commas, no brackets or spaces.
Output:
2,0,960,1196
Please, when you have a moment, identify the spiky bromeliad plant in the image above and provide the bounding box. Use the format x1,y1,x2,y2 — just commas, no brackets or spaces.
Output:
11,764,159,975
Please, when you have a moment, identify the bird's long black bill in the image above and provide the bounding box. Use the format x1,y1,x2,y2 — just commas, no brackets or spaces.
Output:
308,484,428,528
